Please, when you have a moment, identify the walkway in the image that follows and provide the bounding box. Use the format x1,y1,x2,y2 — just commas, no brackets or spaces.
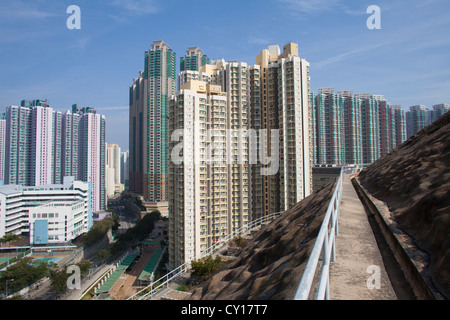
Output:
109,245,159,300
329,174,397,300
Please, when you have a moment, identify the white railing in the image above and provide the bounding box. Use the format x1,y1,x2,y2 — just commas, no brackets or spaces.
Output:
294,164,366,300
128,164,367,301
127,210,282,300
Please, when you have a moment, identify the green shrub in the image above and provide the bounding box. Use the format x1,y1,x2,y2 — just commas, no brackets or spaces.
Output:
191,255,222,279
81,218,115,246
176,284,189,292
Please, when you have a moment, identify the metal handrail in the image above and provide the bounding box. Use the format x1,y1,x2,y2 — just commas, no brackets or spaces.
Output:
128,164,367,301
128,210,282,300
294,164,366,300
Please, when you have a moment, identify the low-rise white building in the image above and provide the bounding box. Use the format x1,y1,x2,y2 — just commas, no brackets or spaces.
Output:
29,200,87,245
0,176,91,245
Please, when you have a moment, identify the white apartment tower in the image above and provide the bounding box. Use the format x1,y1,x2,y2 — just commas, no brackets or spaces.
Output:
5,100,58,186
168,59,251,267
254,43,312,213
167,43,312,267
169,81,228,266
276,52,312,210
106,143,122,197
78,110,106,212
4,101,106,212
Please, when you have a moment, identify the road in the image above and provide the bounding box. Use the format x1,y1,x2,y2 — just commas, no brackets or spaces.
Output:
107,197,138,234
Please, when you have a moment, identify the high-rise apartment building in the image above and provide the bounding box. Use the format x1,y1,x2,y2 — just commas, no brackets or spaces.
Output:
168,80,229,266
406,104,449,138
253,43,312,215
406,105,430,138
4,101,106,212
78,107,106,212
213,61,251,227
254,45,281,218
311,90,406,165
106,143,122,197
391,105,407,148
313,88,346,165
61,109,80,181
338,90,363,164
356,93,381,164
248,64,263,218
180,47,209,72
129,40,176,209
168,55,253,266
0,113,5,182
120,151,129,187
431,103,450,122
276,51,312,211
5,100,57,186
378,98,396,156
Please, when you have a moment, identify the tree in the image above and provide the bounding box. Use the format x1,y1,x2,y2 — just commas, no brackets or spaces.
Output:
48,268,68,295
0,233,20,246
48,260,92,295
96,249,111,263
0,258,49,296
80,218,115,246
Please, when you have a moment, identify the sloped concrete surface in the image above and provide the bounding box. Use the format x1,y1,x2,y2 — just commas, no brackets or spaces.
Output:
329,175,397,300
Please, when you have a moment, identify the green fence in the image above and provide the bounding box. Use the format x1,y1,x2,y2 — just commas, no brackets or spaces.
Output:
0,249,32,270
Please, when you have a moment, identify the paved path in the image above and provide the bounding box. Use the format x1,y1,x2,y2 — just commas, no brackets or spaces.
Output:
329,175,397,300
109,246,157,300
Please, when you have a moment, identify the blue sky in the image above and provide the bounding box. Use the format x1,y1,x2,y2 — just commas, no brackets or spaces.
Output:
1,0,449,151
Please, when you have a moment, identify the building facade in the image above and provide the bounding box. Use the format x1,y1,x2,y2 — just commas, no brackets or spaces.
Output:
253,43,312,216
406,105,430,138
168,58,252,266
0,176,91,245
0,114,5,182
106,143,123,197
4,101,106,212
129,40,176,206
406,104,450,138
180,47,209,72
168,80,229,266
167,42,312,267
120,151,129,187
311,90,407,166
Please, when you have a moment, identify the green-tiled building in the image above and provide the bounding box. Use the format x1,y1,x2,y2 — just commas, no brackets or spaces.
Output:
129,41,176,205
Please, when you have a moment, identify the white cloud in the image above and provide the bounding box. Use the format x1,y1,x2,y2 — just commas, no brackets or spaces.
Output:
248,37,271,45
0,1,60,20
111,0,160,16
312,40,395,69
278,0,341,15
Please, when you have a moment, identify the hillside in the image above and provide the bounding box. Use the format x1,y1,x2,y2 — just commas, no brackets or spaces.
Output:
189,180,336,300
358,111,450,299
186,112,450,300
